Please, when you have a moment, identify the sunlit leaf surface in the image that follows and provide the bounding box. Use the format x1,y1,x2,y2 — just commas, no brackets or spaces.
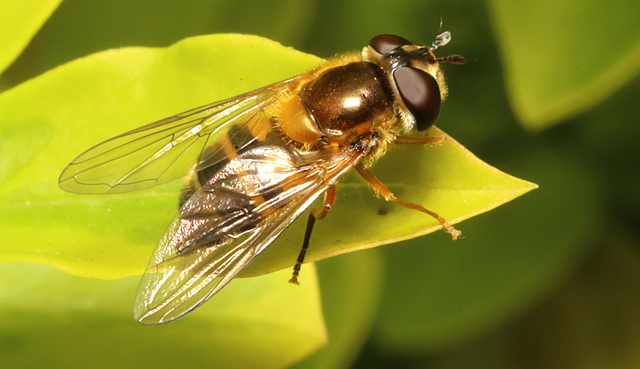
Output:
0,34,535,281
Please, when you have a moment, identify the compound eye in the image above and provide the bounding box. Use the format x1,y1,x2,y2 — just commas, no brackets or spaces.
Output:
392,66,441,131
369,34,411,55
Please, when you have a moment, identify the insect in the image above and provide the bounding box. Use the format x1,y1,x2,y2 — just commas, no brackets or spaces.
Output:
59,32,466,325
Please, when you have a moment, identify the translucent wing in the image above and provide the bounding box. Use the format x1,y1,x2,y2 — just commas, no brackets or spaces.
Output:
59,76,305,194
133,141,366,325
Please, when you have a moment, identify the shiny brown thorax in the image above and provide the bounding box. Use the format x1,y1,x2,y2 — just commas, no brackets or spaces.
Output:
279,61,396,149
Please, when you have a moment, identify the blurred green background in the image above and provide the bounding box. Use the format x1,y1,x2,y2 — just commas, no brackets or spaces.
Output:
1,0,639,368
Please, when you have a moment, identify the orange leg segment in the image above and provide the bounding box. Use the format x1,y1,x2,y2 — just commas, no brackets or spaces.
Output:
355,164,461,240
289,185,336,285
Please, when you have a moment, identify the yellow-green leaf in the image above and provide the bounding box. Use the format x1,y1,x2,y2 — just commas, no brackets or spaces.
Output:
0,34,535,280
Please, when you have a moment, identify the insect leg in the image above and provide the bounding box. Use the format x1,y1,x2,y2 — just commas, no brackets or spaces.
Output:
289,185,337,285
394,135,444,145
355,164,461,240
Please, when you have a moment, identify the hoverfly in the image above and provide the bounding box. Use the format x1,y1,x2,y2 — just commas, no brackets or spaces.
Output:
59,32,466,325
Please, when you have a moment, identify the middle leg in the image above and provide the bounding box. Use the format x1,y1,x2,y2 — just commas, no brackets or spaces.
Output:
289,185,337,284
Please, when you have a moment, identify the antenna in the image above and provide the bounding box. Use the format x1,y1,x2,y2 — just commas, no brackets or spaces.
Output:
437,54,467,64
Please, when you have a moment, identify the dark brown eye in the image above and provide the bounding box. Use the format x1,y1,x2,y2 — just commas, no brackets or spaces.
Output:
369,34,411,55
392,66,441,131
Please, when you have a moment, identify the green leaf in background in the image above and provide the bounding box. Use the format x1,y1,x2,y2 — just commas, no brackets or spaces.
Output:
0,0,62,75
372,141,603,353
0,34,536,280
487,0,640,129
0,262,326,369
